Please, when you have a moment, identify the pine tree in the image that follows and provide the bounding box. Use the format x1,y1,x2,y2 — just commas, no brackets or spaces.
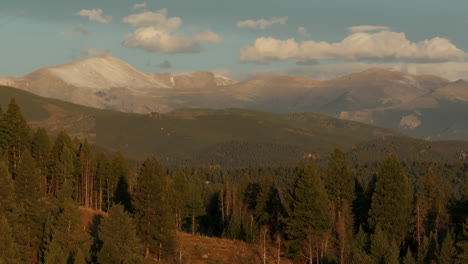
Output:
186,180,205,235
285,158,330,264
45,202,86,262
3,99,32,176
0,161,15,215
325,148,355,264
31,127,51,194
133,157,175,261
49,130,74,196
171,170,190,231
438,230,456,264
97,204,143,264
0,215,20,264
403,248,416,264
111,151,132,211
350,226,373,264
456,219,468,264
370,226,399,264
368,155,413,244
14,150,43,261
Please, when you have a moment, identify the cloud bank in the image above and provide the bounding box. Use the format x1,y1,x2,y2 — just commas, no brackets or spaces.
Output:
122,8,222,53
76,9,111,24
240,30,467,64
237,17,288,29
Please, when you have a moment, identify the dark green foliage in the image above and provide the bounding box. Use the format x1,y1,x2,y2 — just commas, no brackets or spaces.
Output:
370,226,399,264
2,98,32,175
439,230,456,264
111,151,132,211
0,162,15,214
457,220,468,264
285,158,330,262
403,249,416,264
14,150,44,261
325,148,355,263
0,215,20,264
97,204,143,264
369,155,413,244
133,157,175,260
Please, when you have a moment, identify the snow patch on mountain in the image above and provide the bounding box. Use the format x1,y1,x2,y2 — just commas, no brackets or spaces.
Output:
48,56,171,90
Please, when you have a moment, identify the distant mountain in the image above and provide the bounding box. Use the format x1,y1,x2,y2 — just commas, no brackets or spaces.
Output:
0,56,235,113
3,56,468,140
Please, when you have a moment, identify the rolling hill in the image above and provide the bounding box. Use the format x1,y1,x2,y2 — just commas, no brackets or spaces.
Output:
2,85,468,166
0,85,398,166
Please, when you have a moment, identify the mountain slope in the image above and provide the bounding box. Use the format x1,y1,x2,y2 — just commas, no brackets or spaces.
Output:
4,57,468,140
0,85,398,165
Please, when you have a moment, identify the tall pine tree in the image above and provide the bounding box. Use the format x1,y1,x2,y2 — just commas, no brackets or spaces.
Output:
368,155,413,244
325,148,355,264
133,157,175,261
97,204,143,264
285,158,330,264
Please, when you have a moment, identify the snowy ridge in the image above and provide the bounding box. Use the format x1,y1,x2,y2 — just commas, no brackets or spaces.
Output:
48,56,171,90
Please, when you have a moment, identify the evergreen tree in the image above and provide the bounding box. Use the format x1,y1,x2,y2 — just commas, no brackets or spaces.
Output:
370,226,399,264
31,127,51,194
133,157,175,261
285,158,330,264
111,151,132,211
368,155,413,244
0,161,15,215
14,150,43,261
0,215,20,264
186,180,205,235
2,98,32,175
350,226,373,264
97,204,143,264
403,249,417,264
325,148,355,264
49,130,74,196
171,170,190,231
44,202,87,262
457,219,468,264
438,230,456,264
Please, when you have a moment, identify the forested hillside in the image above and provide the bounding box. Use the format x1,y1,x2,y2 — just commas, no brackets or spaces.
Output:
0,98,467,263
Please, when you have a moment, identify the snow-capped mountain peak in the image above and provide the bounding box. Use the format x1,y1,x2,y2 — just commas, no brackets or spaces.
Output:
46,56,171,90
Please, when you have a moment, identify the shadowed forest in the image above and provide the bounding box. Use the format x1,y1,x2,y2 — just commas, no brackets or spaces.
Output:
0,98,467,264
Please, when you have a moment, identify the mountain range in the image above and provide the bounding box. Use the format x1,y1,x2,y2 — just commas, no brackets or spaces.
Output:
2,56,468,140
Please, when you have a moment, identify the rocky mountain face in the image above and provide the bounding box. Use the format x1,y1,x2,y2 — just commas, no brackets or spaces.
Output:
2,56,468,140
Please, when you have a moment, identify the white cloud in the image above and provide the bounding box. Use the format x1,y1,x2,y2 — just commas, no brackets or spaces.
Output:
237,16,288,30
348,25,391,33
123,9,181,30
122,27,222,53
122,9,223,54
77,9,111,24
82,47,111,57
297,26,310,38
133,2,147,9
61,24,90,36
240,30,467,64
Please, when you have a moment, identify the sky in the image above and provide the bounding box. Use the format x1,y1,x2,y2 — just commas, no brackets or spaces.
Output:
1,0,468,80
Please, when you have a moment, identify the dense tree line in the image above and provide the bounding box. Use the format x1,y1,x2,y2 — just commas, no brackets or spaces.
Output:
0,98,467,263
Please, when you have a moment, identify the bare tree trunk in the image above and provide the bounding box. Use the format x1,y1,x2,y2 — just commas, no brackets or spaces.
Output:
192,212,195,235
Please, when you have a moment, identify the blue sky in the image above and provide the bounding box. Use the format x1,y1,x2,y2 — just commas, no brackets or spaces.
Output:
1,0,468,80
